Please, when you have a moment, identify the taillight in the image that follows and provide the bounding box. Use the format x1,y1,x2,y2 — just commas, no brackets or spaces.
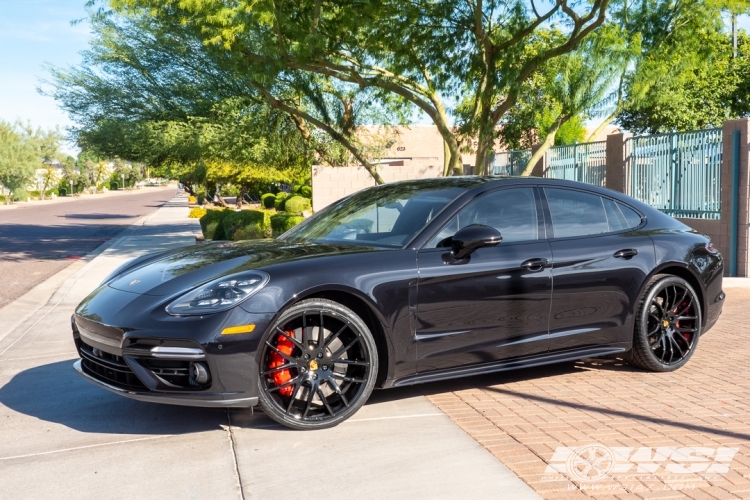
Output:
705,242,719,254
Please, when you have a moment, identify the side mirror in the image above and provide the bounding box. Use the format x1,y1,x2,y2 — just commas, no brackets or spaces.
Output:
451,224,502,259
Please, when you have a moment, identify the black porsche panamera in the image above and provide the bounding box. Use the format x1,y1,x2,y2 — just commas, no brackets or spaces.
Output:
72,177,724,429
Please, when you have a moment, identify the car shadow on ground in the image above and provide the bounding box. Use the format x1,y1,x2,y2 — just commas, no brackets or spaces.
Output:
0,359,228,435
11,356,747,441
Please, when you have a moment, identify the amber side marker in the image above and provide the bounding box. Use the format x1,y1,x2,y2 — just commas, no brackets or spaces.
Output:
221,324,256,335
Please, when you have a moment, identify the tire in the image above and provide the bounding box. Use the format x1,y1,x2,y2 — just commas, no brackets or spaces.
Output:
630,274,702,372
257,298,378,430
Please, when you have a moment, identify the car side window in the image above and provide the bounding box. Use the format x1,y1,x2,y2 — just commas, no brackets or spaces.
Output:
427,188,538,247
601,198,642,232
545,188,609,238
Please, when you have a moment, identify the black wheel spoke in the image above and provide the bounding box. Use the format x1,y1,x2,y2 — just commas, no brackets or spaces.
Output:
285,380,302,414
647,322,660,336
324,322,349,348
674,330,691,346
261,363,296,376
275,327,305,351
673,287,688,312
332,359,370,366
267,376,300,393
675,327,696,333
330,372,366,384
317,386,335,416
677,315,696,321
327,378,349,407
265,341,296,363
670,337,685,357
301,383,316,419
331,336,360,359
676,297,693,316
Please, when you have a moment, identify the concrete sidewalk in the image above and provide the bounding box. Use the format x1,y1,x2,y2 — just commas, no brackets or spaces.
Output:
0,195,539,500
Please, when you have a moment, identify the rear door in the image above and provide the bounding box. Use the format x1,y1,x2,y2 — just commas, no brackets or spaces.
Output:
541,187,655,351
415,186,553,373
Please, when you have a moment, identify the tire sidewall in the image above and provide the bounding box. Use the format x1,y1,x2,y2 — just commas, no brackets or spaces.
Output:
256,298,379,430
636,276,702,371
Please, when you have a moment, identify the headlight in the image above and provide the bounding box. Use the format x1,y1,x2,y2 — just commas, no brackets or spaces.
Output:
165,271,270,316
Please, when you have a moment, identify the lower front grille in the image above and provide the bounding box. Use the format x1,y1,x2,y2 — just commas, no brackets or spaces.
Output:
77,340,146,391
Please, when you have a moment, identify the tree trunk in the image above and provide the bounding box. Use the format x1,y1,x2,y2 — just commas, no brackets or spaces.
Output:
236,185,247,209
183,184,196,196
214,185,228,207
585,112,617,143
520,116,567,176
474,128,496,176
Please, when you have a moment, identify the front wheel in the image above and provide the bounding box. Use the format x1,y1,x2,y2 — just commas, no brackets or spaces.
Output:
630,275,702,372
257,298,378,430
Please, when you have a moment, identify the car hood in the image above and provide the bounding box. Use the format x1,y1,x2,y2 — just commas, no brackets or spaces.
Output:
107,239,385,297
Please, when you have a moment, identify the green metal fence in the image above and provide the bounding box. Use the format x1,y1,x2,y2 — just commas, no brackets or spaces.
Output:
626,129,722,219
492,149,531,176
545,141,607,187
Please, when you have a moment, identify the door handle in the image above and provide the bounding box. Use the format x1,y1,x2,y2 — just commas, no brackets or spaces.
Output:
520,258,548,272
613,248,638,259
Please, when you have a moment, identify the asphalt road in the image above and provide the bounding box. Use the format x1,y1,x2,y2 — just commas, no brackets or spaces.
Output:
0,187,179,309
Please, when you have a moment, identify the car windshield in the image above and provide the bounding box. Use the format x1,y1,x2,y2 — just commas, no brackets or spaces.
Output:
278,180,468,247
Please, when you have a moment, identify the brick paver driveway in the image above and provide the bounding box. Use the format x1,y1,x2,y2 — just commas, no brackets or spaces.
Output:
426,284,750,499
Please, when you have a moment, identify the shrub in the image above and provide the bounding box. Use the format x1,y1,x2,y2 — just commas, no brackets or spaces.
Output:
111,182,119,191
274,191,291,211
187,195,196,204
222,210,270,241
299,185,312,198
188,207,207,219
12,189,28,202
284,195,311,214
197,193,206,205
261,193,276,209
199,209,231,240
58,188,67,197
271,213,305,237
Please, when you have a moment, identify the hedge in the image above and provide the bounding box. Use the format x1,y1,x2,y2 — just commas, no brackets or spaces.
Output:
223,210,270,241
188,207,207,219
197,193,206,205
187,195,196,204
261,193,276,209
271,213,305,237
12,189,28,202
299,185,312,198
284,195,311,214
273,191,290,211
199,209,231,240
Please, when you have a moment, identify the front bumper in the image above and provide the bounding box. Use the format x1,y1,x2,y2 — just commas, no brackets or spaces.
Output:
70,286,274,408
74,360,258,408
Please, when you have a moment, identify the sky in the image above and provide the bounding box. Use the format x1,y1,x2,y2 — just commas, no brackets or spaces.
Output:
0,0,91,154
0,0,748,155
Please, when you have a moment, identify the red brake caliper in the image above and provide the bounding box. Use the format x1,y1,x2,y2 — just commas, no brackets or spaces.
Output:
268,332,296,396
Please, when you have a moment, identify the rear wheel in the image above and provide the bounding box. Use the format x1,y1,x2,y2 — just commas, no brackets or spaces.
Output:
630,275,701,372
257,298,378,430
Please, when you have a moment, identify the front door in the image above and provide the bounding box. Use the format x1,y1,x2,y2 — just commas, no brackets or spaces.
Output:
415,187,552,373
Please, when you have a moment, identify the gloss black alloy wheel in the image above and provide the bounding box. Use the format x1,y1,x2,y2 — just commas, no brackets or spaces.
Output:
630,275,702,372
257,298,378,430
